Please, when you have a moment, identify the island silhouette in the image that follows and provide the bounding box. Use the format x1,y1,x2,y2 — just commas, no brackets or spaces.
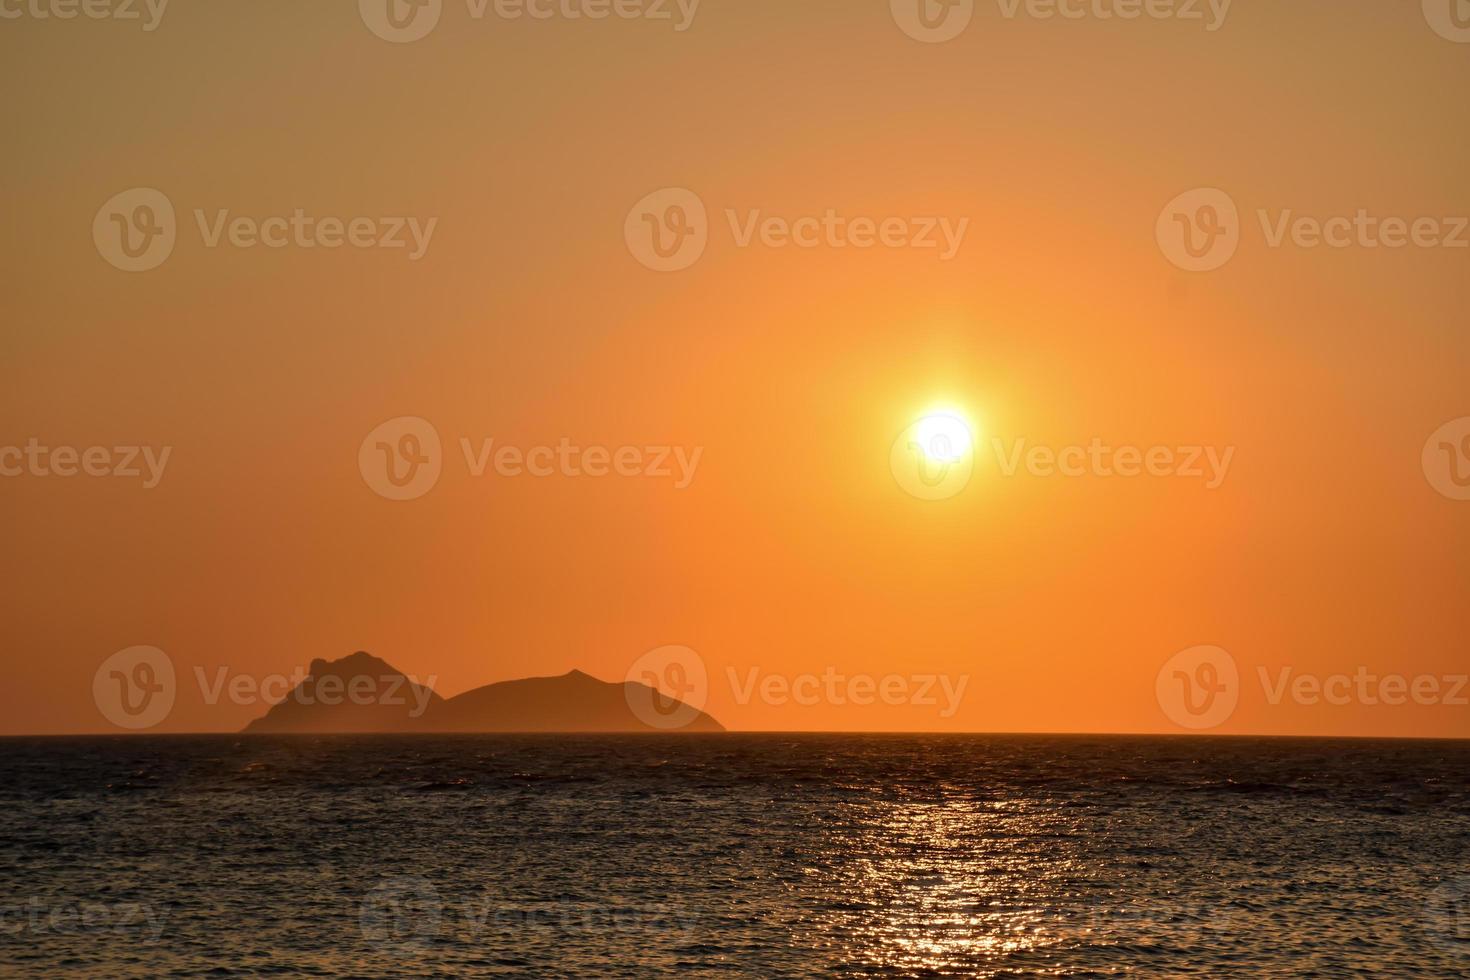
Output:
242,651,723,733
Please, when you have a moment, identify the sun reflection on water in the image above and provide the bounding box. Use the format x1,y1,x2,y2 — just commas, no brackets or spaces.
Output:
798,798,1091,977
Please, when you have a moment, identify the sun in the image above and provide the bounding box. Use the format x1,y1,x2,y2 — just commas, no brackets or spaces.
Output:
913,410,973,463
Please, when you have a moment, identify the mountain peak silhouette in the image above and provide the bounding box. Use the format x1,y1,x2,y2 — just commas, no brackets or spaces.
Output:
308,649,394,675
242,653,723,734
244,651,442,734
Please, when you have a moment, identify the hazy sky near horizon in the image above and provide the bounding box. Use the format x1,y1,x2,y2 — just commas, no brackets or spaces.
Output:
2,0,1467,736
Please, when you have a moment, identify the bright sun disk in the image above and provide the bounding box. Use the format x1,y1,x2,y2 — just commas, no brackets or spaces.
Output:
914,412,973,463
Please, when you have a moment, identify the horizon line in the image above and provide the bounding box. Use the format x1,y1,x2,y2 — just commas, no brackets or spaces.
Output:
5,730,1468,742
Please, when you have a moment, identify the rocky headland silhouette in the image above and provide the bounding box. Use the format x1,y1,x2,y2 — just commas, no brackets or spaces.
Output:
242,651,723,733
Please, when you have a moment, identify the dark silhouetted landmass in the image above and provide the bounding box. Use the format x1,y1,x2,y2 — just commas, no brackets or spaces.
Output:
243,651,444,734
242,652,723,734
430,667,723,732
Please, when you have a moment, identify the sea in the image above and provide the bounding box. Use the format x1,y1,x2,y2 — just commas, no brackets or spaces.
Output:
0,734,1466,978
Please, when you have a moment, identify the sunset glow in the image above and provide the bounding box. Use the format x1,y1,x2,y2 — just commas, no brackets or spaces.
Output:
2,3,1468,978
0,2,1465,743
914,411,974,463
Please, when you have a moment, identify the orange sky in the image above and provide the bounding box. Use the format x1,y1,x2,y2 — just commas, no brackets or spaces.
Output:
2,1,1467,736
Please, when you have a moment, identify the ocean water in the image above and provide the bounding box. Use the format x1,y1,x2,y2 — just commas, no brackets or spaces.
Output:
0,734,1466,978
